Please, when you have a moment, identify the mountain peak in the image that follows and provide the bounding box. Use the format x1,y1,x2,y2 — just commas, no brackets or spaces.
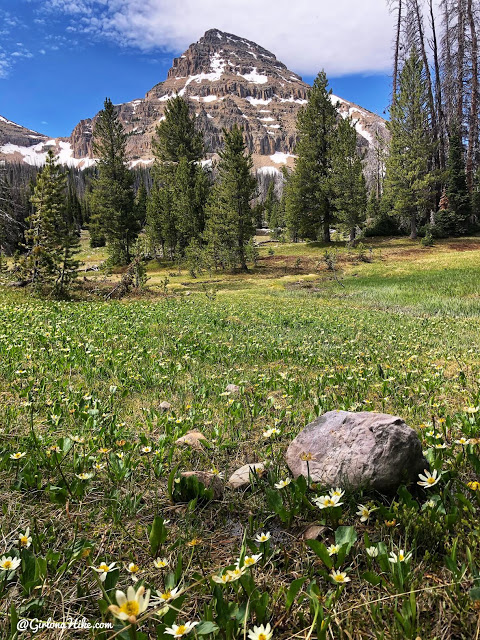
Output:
199,28,280,61
164,28,299,88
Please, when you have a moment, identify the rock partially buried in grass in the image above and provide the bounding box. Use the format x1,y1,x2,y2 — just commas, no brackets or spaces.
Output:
180,471,223,500
227,462,265,489
302,524,327,541
286,411,426,493
225,384,241,393
175,430,207,450
159,401,172,411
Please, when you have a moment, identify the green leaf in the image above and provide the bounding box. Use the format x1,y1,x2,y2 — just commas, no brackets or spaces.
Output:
397,485,419,510
149,516,168,556
167,465,179,501
362,571,382,586
9,603,18,639
103,567,120,593
334,526,357,552
252,592,269,622
47,485,68,505
470,587,480,601
196,621,219,635
266,488,288,523
161,594,186,626
305,539,333,569
286,577,307,610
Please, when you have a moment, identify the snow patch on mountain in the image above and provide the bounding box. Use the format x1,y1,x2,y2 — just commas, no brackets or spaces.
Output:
179,52,226,95
270,151,296,163
0,140,96,169
0,115,22,128
257,166,281,175
245,97,272,106
129,159,154,168
329,94,376,145
276,96,308,104
238,67,268,84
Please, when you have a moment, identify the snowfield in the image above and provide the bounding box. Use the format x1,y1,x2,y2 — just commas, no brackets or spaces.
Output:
0,140,96,169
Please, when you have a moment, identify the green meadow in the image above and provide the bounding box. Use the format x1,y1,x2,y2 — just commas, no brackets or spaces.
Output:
1,237,480,639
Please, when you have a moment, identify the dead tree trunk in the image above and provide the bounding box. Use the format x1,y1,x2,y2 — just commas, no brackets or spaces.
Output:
391,0,403,104
466,0,478,191
456,0,467,126
429,0,447,169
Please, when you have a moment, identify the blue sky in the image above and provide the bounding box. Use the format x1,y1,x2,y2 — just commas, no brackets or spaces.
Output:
0,1,393,137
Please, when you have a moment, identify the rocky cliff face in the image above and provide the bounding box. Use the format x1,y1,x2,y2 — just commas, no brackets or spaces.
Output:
68,28,388,170
0,29,387,173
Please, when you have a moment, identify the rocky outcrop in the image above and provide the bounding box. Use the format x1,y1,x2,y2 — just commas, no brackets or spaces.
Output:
69,119,93,158
286,411,426,493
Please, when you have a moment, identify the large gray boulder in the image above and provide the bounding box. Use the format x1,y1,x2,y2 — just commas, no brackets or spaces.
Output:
286,411,426,492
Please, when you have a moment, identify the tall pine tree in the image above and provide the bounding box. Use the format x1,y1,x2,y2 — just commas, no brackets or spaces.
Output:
331,117,368,242
91,98,139,265
204,125,257,271
438,125,471,235
286,71,338,242
22,150,79,294
147,96,208,258
384,49,434,239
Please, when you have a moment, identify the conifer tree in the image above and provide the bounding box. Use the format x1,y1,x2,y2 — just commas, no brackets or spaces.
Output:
135,181,148,228
91,98,138,265
440,125,471,235
66,179,82,228
148,96,208,258
286,71,338,242
153,95,204,163
366,191,381,223
146,181,175,259
331,117,368,242
384,49,434,239
472,169,480,220
263,181,278,228
204,125,257,271
57,219,80,296
22,150,79,294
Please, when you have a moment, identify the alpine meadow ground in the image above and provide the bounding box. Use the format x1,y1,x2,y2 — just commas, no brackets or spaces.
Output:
1,237,480,639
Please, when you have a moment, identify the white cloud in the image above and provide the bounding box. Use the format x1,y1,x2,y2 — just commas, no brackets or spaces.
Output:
0,56,10,79
46,0,396,76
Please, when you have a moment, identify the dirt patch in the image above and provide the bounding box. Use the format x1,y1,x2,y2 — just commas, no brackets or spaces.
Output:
447,240,480,251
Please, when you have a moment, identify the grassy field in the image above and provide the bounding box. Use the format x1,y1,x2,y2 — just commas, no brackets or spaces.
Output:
1,237,480,639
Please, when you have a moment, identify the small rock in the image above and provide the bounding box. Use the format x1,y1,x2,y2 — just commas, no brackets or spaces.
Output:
159,401,172,411
302,525,327,541
180,471,223,500
227,462,265,489
286,411,426,493
226,384,240,393
175,430,207,450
